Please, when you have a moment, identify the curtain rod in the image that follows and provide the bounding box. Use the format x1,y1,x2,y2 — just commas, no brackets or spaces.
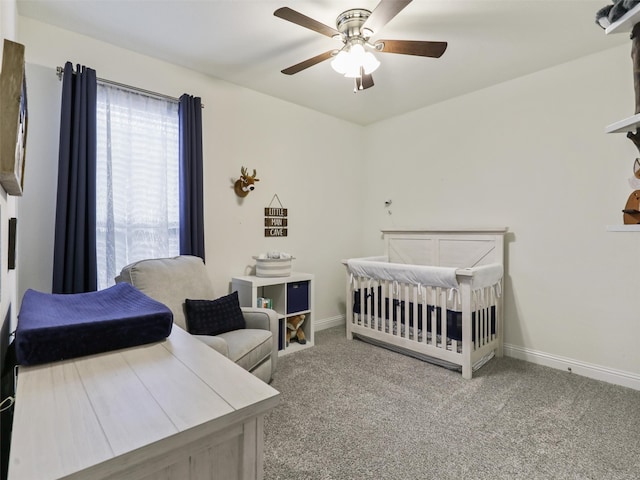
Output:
56,66,204,108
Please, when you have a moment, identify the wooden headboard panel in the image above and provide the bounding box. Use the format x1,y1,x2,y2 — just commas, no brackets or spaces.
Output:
382,228,508,268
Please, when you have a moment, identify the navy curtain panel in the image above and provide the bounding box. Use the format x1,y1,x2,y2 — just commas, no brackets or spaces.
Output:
178,94,205,260
52,62,98,293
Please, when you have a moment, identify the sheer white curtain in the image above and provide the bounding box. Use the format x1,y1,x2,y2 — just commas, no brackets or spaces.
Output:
96,84,180,290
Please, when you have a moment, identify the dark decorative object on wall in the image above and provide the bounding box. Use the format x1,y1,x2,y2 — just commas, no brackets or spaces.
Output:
595,1,640,29
7,217,16,270
234,166,259,198
0,39,28,196
265,194,288,237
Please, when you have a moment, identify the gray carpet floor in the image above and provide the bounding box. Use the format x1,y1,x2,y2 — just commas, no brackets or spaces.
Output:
264,326,640,480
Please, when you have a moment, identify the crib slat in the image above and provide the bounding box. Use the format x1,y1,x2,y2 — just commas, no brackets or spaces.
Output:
367,278,373,330
372,279,378,332
431,287,442,347
352,276,358,326
491,286,497,342
482,287,492,346
405,284,410,340
411,285,417,341
346,270,353,339
475,292,480,349
403,283,409,340
395,282,401,338
476,302,484,348
356,278,367,327
433,287,438,346
440,288,447,350
432,287,438,348
481,302,486,348
422,290,428,345
385,280,391,335
483,288,488,346
394,283,398,337
482,290,488,346
485,287,491,345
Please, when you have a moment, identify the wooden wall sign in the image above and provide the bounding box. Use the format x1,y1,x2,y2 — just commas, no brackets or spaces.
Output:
265,194,288,237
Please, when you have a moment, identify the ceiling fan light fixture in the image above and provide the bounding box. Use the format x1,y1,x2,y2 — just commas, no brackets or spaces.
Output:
343,63,362,78
362,51,380,74
330,50,350,74
331,43,380,77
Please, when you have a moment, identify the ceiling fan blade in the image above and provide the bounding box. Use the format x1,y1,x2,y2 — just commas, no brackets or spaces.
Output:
376,40,447,58
362,0,412,35
361,73,374,90
274,7,340,38
354,68,374,92
281,50,335,75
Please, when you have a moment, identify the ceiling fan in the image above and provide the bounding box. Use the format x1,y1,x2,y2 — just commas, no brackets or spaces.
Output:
274,0,447,92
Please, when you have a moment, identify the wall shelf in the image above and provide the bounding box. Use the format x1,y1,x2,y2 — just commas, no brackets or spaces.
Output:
606,113,640,133
605,4,640,34
605,5,640,133
606,225,640,232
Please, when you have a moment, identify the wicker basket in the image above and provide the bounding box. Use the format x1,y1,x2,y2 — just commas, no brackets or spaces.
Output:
253,256,294,277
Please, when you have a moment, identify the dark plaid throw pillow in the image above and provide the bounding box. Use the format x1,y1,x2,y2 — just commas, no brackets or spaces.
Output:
185,291,246,336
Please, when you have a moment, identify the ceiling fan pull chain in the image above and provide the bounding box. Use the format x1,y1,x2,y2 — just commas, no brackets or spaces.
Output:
353,69,364,93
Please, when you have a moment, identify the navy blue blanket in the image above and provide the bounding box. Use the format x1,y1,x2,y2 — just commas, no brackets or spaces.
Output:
16,283,173,366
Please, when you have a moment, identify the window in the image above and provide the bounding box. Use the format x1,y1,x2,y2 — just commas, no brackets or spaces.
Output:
96,84,180,290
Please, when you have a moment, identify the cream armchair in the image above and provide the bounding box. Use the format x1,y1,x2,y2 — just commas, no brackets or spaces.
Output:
116,255,278,383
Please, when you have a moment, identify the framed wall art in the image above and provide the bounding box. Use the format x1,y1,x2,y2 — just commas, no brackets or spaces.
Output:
0,39,27,196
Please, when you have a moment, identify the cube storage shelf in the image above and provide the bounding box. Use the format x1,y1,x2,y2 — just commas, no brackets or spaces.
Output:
232,272,314,356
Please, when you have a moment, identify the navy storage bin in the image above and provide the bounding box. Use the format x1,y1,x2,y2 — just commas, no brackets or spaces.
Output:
287,281,309,313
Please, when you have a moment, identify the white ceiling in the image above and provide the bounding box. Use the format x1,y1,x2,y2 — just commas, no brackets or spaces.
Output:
17,0,627,125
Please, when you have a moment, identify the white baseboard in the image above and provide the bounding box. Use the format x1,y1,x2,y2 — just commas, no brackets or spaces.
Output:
309,322,639,390
315,315,345,332
504,343,640,391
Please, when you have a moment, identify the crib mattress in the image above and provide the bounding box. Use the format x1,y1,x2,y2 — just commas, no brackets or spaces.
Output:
15,283,173,366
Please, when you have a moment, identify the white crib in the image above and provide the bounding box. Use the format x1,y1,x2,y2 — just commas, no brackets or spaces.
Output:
344,228,507,379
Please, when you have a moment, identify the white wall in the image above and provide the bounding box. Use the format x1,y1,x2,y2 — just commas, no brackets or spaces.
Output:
16,15,640,387
17,17,365,326
363,44,640,383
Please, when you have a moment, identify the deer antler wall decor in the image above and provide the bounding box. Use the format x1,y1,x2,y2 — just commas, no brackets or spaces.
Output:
234,167,260,198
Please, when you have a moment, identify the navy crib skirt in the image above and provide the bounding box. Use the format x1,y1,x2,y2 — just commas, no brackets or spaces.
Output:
352,286,495,342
